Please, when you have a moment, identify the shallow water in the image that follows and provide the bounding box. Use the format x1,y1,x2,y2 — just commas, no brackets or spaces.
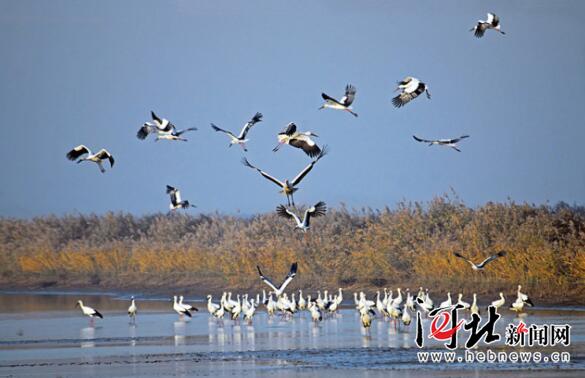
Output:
0,292,583,377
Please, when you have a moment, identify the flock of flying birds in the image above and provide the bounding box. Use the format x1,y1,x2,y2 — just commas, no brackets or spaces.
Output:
68,13,526,329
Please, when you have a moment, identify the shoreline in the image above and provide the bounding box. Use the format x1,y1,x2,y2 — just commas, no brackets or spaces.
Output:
1,286,584,308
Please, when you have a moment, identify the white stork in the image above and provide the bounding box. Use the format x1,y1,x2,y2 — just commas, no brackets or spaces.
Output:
173,296,192,318
319,84,358,117
257,262,298,297
517,285,535,307
76,300,103,324
137,111,197,141
211,112,263,151
470,13,506,38
439,292,452,309
470,293,480,316
276,201,327,232
413,135,470,152
128,296,137,324
490,292,505,310
207,295,220,315
456,293,470,310
166,185,195,211
392,77,431,108
242,147,327,206
179,296,198,313
66,145,114,173
453,250,506,271
273,122,321,158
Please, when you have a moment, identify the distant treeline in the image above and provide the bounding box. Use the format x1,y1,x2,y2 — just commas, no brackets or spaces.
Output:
1,196,584,304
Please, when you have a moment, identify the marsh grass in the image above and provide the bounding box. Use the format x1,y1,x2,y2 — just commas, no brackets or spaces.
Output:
1,196,583,303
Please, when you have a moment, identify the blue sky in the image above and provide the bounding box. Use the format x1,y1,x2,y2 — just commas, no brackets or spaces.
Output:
1,0,584,217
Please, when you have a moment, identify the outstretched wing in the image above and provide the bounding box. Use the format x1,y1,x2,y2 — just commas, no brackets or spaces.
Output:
450,135,470,143
478,250,506,268
211,123,237,139
453,252,475,267
321,92,343,106
304,201,327,227
166,185,176,194
95,149,114,167
137,123,158,140
280,122,297,136
257,265,279,292
238,112,263,139
413,135,434,144
242,158,285,188
174,127,198,136
276,205,302,226
279,262,298,292
291,146,328,186
340,84,356,106
289,137,321,158
473,22,487,38
66,145,90,160
392,83,426,108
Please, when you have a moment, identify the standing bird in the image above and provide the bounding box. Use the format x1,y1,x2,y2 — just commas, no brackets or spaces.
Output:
257,262,298,297
412,135,470,152
470,293,480,316
128,296,137,324
276,201,327,232
470,13,506,38
66,145,115,173
242,147,327,206
490,292,506,310
210,112,263,151
273,122,321,158
173,296,191,318
179,296,198,313
166,185,195,211
137,111,197,141
453,251,507,271
76,300,103,324
517,285,535,307
392,77,431,108
319,84,358,117
206,295,221,315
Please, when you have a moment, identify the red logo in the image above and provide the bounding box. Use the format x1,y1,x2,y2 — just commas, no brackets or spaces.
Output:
429,310,465,341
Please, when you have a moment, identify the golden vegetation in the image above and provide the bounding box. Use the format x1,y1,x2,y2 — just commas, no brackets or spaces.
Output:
0,196,583,303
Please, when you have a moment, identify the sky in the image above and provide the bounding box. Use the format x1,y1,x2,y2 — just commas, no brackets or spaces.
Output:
0,0,584,218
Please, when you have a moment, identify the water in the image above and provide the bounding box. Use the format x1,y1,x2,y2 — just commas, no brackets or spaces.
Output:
0,292,583,377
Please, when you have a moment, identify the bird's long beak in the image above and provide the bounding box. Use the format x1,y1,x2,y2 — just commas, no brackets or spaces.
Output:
310,132,319,138
318,105,324,110
394,87,400,92
272,143,281,152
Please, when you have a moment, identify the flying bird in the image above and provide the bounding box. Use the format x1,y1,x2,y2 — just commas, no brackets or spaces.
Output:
257,262,298,297
453,251,507,271
211,112,263,151
412,135,470,152
242,147,328,206
392,77,431,108
166,185,195,211
319,84,358,117
137,111,197,141
273,122,321,158
470,13,506,38
66,145,114,173
276,201,327,232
